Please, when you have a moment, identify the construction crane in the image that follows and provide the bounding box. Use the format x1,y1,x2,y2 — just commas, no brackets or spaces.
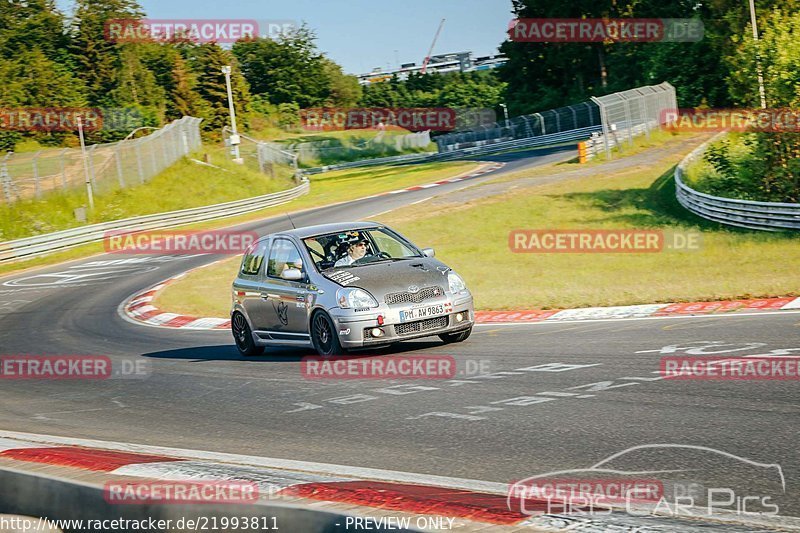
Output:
420,18,446,74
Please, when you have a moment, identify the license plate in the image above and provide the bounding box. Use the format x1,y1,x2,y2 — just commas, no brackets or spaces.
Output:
399,304,446,322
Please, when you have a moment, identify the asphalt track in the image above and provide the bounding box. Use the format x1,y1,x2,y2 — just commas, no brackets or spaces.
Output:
0,144,798,523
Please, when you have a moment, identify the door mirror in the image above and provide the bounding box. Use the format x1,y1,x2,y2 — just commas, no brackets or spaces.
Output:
422,247,435,258
280,268,303,281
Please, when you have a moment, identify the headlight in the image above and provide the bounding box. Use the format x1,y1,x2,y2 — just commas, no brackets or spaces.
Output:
448,271,467,293
336,288,378,309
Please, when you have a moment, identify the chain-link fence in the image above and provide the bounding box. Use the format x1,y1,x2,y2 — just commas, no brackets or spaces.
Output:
434,82,677,155
0,116,203,205
225,128,301,183
286,131,432,167
434,102,600,152
591,82,677,159
233,130,433,170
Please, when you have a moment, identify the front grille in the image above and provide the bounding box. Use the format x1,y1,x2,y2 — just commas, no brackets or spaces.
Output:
394,316,449,336
385,286,444,305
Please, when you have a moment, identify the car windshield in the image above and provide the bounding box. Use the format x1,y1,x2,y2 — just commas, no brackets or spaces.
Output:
303,227,422,271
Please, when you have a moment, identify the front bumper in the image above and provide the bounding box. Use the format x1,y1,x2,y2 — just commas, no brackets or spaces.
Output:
329,293,474,349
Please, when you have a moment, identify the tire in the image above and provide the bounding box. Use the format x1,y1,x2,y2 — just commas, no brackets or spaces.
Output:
232,312,265,356
311,311,346,357
439,327,472,344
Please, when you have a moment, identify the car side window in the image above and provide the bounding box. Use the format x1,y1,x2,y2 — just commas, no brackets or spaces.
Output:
267,239,305,279
240,240,269,276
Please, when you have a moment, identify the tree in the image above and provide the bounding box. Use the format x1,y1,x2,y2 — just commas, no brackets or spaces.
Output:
726,9,800,202
322,59,362,107
232,27,331,107
69,0,144,106
0,0,70,62
193,43,251,133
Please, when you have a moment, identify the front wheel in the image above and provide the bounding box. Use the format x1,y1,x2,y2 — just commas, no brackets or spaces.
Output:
439,327,472,344
311,311,346,357
232,312,265,356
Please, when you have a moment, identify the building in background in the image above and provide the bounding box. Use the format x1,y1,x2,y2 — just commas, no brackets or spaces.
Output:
357,52,506,85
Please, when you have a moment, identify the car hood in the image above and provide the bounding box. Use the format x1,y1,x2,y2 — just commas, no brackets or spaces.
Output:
322,258,453,296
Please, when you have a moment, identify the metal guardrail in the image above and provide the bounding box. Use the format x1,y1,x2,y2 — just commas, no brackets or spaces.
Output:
0,181,310,262
674,136,800,231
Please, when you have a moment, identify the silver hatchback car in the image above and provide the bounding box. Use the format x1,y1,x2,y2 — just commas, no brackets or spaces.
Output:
231,222,474,356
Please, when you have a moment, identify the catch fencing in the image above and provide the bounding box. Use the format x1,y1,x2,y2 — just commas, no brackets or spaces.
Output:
0,116,203,205
591,82,677,158
225,128,300,183
249,130,433,168
435,102,600,152
435,83,676,158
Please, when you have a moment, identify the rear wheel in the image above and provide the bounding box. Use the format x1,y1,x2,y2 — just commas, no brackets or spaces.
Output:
311,311,346,357
232,312,265,356
439,327,472,344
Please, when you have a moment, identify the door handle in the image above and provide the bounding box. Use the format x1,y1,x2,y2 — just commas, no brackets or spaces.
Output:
261,293,279,300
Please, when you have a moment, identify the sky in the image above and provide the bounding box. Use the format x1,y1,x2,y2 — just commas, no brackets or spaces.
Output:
55,0,514,74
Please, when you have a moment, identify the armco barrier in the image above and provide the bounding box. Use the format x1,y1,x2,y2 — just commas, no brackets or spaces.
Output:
674,136,800,231
0,181,309,262
0,467,415,533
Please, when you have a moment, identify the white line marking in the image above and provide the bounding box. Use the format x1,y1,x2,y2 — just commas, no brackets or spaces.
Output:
782,297,800,309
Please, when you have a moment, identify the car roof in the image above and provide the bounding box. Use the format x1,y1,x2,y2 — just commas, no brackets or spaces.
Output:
268,221,383,240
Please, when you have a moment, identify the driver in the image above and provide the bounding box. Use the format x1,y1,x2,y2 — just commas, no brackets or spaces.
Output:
334,236,368,267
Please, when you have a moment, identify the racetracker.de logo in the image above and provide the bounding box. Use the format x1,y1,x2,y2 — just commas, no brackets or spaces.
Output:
509,229,701,253
105,19,262,43
661,357,800,380
300,108,458,132
507,478,664,515
0,356,111,380
301,355,457,380
104,481,259,504
662,108,800,133
0,108,102,132
104,230,258,255
509,18,703,42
